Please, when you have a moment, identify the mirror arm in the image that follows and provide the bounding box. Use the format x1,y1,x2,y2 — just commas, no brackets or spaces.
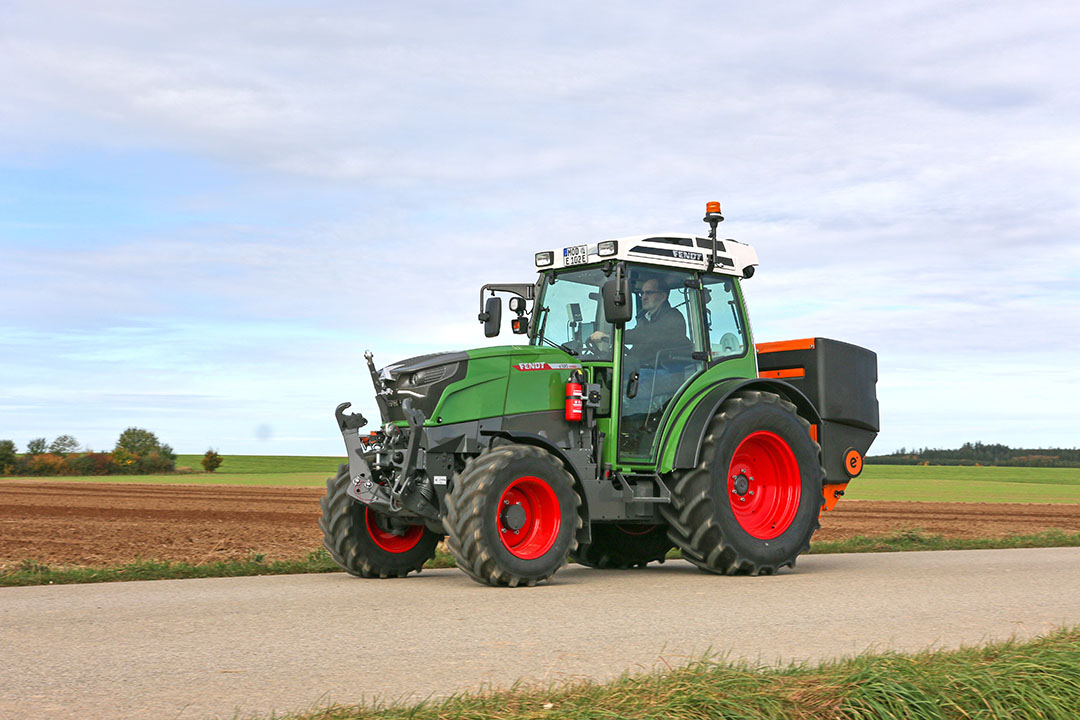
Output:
478,283,536,322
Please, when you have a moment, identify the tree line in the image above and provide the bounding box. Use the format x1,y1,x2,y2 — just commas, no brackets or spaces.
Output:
0,429,224,475
868,441,1080,468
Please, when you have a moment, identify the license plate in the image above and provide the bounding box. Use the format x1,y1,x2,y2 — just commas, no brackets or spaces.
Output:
563,244,588,266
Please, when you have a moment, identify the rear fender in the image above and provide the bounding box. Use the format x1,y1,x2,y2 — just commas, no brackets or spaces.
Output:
664,378,822,472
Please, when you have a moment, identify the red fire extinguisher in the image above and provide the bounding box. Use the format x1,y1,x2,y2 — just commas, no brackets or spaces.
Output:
565,370,584,422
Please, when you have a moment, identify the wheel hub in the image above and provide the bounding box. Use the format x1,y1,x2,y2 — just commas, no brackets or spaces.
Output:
502,502,527,532
732,473,750,496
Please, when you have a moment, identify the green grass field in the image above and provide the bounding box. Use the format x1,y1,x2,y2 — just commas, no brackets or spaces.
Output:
174,454,343,474
6,457,1080,502
0,455,348,486
848,464,1080,503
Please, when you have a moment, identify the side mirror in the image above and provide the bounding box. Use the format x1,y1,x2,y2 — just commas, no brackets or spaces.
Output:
481,296,502,337
602,275,632,325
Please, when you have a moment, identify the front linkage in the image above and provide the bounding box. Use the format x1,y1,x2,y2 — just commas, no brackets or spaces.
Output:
334,351,442,529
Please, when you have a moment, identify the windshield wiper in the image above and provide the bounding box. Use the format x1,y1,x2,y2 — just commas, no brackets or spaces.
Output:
543,337,578,356
533,305,578,356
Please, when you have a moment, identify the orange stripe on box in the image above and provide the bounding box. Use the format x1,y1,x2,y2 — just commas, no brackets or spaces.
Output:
755,338,816,354
757,368,805,379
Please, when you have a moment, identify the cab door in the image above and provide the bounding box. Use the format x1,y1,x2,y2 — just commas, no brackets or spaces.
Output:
616,268,707,462
700,274,751,365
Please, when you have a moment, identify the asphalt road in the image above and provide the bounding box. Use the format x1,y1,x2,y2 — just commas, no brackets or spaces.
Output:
2,548,1079,720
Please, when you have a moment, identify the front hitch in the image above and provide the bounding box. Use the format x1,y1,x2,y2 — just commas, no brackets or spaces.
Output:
336,402,391,511
335,399,440,521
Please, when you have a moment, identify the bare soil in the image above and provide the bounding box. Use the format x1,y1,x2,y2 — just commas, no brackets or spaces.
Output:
2,480,1079,569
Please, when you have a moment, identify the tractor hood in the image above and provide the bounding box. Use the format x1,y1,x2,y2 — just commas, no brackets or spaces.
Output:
375,345,580,426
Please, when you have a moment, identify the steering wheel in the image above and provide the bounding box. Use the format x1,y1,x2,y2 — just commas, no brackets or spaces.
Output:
584,334,611,358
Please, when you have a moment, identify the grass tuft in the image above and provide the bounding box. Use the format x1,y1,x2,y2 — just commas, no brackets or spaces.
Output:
0,549,339,587
263,627,1080,720
809,528,1080,554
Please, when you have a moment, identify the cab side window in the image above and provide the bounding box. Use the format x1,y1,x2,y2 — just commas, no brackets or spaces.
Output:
702,276,747,362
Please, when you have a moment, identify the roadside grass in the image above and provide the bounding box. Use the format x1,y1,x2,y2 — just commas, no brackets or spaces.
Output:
1,551,338,587
809,528,1080,554
272,627,1080,720
5,530,1079,588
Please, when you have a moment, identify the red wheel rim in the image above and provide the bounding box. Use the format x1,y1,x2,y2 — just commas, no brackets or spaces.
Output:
365,508,425,553
497,476,562,560
727,431,801,539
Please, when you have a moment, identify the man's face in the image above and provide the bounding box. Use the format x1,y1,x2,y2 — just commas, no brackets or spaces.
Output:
640,279,666,314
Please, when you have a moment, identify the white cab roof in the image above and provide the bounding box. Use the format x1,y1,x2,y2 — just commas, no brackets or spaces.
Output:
543,233,758,278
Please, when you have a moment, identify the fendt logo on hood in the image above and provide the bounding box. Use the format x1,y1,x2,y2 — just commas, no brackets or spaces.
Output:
513,362,583,371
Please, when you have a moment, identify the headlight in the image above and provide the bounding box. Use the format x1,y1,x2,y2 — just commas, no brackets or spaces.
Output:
535,251,554,267
597,240,618,257
409,363,457,386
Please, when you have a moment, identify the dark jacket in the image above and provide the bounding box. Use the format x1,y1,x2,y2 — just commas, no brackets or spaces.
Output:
622,301,690,368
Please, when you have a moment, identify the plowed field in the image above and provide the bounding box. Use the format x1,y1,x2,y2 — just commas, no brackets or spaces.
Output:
2,480,1079,569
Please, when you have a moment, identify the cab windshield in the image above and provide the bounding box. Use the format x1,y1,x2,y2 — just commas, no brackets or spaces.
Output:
531,267,614,361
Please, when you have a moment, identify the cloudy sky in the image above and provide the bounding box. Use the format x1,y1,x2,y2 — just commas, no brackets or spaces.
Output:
2,1,1078,456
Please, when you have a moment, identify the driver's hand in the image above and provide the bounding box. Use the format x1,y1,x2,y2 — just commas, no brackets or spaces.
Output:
588,330,609,344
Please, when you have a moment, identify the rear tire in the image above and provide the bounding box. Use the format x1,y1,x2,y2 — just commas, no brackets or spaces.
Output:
319,464,440,578
572,524,673,569
444,445,581,587
661,391,824,575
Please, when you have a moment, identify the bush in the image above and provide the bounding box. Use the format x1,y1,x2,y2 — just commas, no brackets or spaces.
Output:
26,437,47,455
201,449,223,473
116,428,163,456
111,447,140,474
140,451,175,474
115,428,175,472
68,452,116,476
0,440,16,474
26,453,73,476
48,434,80,455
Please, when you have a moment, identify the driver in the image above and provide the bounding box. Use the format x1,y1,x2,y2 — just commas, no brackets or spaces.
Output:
589,278,689,365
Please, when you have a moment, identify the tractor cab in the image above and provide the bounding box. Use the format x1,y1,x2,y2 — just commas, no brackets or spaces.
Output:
480,207,761,466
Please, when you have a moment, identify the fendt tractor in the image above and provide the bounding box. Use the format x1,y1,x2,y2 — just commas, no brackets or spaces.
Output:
319,202,879,587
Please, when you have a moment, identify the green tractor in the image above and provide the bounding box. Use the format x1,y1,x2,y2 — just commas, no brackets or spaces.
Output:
320,202,879,586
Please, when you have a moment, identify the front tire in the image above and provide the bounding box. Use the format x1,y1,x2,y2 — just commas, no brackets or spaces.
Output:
318,464,441,578
661,391,824,575
444,445,581,587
